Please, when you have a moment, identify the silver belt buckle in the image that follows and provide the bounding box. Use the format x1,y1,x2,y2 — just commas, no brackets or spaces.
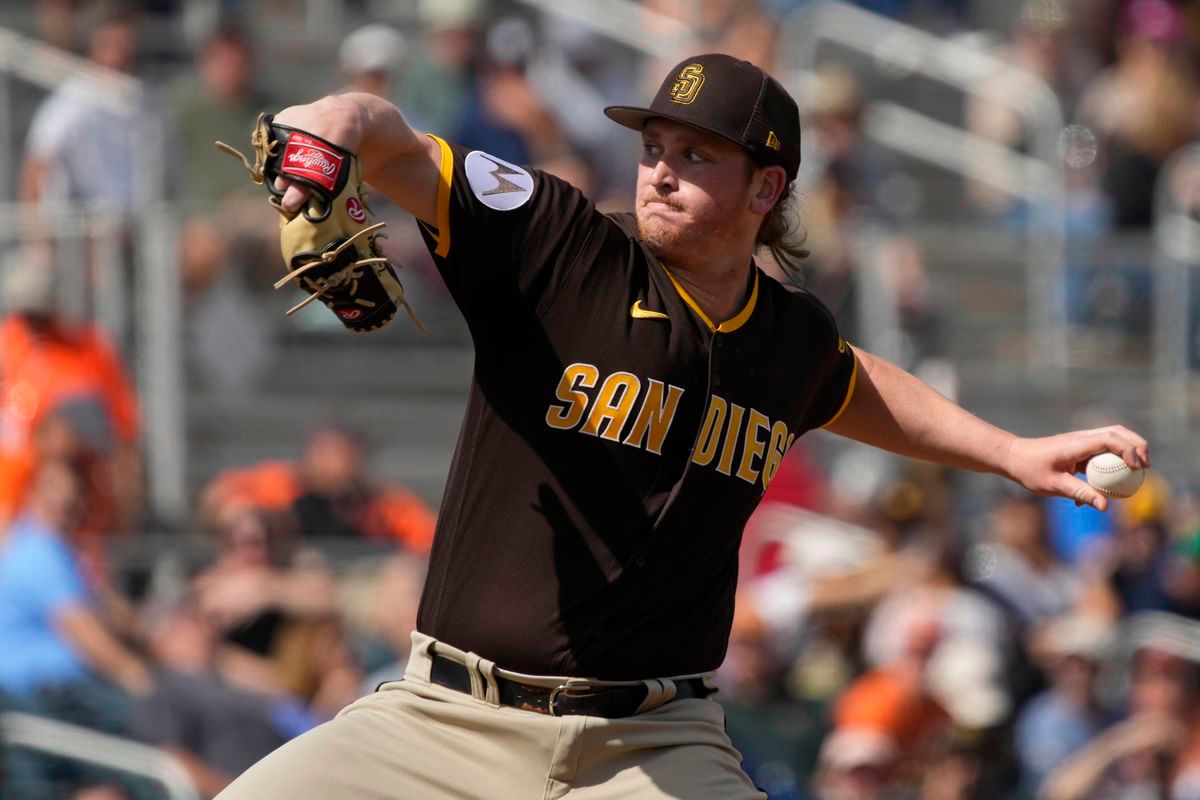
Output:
548,684,575,716
548,682,604,716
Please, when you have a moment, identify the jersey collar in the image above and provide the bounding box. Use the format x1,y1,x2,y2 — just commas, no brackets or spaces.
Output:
662,265,759,334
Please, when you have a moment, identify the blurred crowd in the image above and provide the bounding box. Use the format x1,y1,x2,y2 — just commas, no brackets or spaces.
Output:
3,0,1200,798
724,443,1200,799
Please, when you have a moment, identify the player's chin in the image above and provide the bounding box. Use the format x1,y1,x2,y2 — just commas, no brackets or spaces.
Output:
636,212,686,256
638,227,679,261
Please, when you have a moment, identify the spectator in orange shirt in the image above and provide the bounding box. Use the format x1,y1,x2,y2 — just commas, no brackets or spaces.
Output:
832,614,950,767
201,422,435,554
0,249,140,535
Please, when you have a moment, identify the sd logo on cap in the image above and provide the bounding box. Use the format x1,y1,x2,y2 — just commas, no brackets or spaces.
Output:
668,64,705,105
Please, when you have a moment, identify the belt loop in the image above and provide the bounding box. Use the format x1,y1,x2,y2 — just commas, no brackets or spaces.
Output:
634,678,677,714
405,631,437,685
463,653,486,701
476,655,501,708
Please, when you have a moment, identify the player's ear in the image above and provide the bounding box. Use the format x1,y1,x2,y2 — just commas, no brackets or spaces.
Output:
750,165,787,216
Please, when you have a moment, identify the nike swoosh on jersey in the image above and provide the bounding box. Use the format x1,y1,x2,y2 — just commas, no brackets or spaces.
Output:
630,300,670,320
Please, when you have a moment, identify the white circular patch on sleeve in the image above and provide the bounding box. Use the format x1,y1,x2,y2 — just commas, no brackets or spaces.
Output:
465,150,534,211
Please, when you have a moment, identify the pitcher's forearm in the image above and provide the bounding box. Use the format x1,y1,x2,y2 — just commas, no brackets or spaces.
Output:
826,347,1149,509
826,348,1017,477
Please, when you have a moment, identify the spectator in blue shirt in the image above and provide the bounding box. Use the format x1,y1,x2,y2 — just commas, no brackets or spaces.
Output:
0,458,154,798
0,458,151,707
1014,614,1116,796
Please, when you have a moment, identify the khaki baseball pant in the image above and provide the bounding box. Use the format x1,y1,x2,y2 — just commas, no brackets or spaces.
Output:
215,631,765,800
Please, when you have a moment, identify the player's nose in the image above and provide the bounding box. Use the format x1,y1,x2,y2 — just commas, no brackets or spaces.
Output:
648,159,677,189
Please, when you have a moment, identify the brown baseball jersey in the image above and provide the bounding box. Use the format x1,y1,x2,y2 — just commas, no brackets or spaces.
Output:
414,138,857,680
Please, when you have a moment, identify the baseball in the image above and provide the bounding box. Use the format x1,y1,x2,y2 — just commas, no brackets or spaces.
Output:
1085,452,1145,499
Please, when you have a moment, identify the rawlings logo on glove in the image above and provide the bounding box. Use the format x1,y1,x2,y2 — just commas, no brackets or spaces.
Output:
216,114,424,334
282,134,344,187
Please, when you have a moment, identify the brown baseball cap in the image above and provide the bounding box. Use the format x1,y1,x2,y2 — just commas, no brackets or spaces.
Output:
605,53,802,181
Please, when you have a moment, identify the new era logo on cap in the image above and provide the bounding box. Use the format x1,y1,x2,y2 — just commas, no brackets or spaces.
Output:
603,53,801,181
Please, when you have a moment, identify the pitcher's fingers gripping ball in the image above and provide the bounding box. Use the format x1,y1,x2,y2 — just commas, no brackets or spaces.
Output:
216,113,424,333
1086,451,1146,499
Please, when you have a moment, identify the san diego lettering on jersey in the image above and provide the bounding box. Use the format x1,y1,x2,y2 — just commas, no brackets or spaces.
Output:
545,362,794,491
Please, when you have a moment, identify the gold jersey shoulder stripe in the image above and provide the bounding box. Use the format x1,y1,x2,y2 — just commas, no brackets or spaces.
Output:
820,346,859,429
421,134,454,258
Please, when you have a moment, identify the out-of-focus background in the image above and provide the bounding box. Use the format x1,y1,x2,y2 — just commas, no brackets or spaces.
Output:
0,0,1199,797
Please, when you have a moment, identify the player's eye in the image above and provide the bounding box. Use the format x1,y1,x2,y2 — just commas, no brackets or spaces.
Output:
642,142,662,157
684,149,706,163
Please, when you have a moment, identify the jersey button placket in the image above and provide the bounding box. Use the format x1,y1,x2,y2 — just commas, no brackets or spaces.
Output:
712,334,723,387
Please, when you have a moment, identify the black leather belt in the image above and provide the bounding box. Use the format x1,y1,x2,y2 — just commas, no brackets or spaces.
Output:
428,654,712,718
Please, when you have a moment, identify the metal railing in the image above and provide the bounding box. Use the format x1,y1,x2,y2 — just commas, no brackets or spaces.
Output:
778,1,1068,377
1152,143,1200,445
509,0,697,57
0,711,200,800
0,204,127,340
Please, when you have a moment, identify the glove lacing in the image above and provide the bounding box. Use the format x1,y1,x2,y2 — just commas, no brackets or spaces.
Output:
214,120,275,185
275,222,424,330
